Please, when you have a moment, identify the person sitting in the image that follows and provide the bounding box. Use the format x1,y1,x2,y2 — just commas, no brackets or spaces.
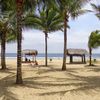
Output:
35,60,38,65
25,57,28,62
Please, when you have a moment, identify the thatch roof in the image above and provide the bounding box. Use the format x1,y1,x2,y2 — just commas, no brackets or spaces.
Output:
67,49,88,55
22,49,38,55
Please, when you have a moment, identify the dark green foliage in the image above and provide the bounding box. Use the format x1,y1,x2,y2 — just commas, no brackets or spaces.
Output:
88,30,100,66
24,8,63,32
88,30,100,49
0,0,36,13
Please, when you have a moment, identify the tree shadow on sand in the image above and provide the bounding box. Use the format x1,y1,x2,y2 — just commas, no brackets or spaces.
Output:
84,66,100,72
1,64,100,99
0,70,18,100
22,66,100,96
34,65,78,75
38,70,100,96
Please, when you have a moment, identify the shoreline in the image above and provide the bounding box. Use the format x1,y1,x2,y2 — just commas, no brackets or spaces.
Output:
3,56,100,62
1,57,100,66
0,53,100,59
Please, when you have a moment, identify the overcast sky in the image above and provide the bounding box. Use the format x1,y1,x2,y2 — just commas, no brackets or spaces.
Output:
5,0,100,53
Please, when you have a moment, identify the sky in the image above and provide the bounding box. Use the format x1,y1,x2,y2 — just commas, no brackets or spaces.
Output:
5,0,100,53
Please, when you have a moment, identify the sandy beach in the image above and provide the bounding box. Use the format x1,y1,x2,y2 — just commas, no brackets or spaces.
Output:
0,58,100,100
0,0,100,100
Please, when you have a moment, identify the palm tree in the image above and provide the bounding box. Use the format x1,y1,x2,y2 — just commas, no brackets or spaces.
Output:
0,13,17,70
55,0,90,70
91,3,100,20
0,22,7,70
88,30,100,66
16,0,37,84
16,0,23,84
24,7,63,66
0,30,17,69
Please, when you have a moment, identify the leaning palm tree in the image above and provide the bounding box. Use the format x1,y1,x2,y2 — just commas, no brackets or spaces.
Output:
24,7,64,66
88,30,100,66
91,3,100,20
55,0,90,70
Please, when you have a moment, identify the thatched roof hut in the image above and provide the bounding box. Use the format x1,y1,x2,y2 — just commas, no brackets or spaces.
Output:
67,49,88,55
66,49,88,64
22,49,38,56
22,49,38,65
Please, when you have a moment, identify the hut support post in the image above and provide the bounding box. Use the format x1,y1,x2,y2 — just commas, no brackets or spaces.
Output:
25,54,27,61
32,55,34,62
84,55,86,63
82,56,84,63
70,55,73,63
35,56,36,61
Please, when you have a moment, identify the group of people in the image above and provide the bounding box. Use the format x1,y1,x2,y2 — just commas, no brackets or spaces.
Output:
25,57,38,65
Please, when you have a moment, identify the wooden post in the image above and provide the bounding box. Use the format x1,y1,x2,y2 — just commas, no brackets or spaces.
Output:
82,55,84,63
70,55,73,63
84,55,86,63
32,55,34,62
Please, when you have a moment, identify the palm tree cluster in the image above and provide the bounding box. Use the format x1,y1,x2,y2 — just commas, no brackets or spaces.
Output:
0,0,99,84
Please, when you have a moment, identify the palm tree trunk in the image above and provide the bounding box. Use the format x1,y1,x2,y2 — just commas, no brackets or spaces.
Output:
16,0,23,84
62,10,67,71
1,32,6,70
44,32,48,66
89,47,92,66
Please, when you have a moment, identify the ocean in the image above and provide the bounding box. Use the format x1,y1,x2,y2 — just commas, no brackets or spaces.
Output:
4,53,100,59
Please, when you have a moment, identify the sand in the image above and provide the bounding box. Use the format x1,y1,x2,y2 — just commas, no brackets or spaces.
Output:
0,58,100,100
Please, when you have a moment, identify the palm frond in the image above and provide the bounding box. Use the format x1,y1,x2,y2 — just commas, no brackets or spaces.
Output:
91,3,100,12
88,30,100,49
91,3,100,20
71,9,91,19
24,6,63,33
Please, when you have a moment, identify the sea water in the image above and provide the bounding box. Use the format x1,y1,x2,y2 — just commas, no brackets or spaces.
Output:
2,53,100,59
